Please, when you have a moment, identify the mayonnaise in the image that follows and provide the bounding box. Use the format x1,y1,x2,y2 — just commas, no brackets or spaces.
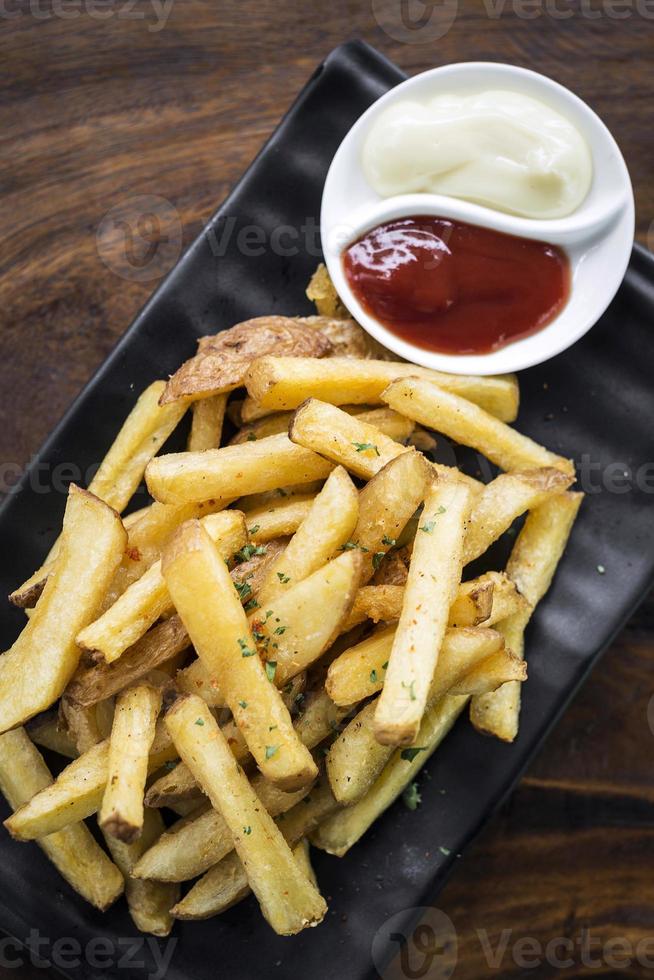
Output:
362,89,593,220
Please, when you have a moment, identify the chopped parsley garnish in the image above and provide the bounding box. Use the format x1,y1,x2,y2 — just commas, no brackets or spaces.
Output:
381,661,389,670
274,625,287,635
352,441,380,456
382,535,396,547
400,746,425,762
243,825,252,834
372,551,385,570
234,580,253,602
238,700,248,709
276,572,291,584
339,541,369,553
265,745,279,760
194,718,204,727
402,782,421,811
244,597,260,612
420,521,436,534
238,638,256,658
402,680,417,702
248,524,261,535
370,669,378,684
265,661,277,682
234,543,267,563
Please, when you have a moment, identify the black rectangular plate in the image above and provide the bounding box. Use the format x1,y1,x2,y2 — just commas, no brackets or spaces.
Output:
1,40,653,980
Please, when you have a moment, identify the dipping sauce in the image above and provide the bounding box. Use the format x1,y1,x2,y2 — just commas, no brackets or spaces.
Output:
362,90,592,220
343,216,570,355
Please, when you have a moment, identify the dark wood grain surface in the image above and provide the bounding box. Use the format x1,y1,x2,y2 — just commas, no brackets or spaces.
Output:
1,2,653,977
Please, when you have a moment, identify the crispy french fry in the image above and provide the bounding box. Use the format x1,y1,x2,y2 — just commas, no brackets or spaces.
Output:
292,838,318,888
99,684,162,842
162,521,316,791
327,637,524,805
231,413,296,444
171,776,338,921
165,696,326,934
463,468,574,565
238,481,325,512
470,492,583,741
257,466,359,603
66,616,190,709
77,510,247,663
59,698,108,754
188,394,227,451
105,808,179,935
134,768,310,883
0,729,124,910
27,711,78,760
289,399,410,480
246,494,315,542
244,356,519,422
351,450,433,584
4,721,176,840
375,480,471,746
146,434,334,506
382,377,572,474
312,694,468,856
0,486,126,733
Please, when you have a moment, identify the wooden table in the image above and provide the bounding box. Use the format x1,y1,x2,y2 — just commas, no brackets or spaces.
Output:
1,2,653,976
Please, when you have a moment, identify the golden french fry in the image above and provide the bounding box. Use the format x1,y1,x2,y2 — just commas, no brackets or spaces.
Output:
244,356,519,422
146,433,334,506
105,808,179,935
327,636,523,805
165,696,326,934
312,695,468,856
246,494,315,542
134,769,310,883
66,615,190,709
27,711,78,759
306,264,350,319
162,521,316,791
382,377,572,474
77,510,247,663
470,492,583,741
99,684,162,842
59,698,108,754
292,839,318,888
0,486,126,733
289,399,410,480
238,481,325,512
463,468,574,565
171,776,338,921
4,722,176,840
231,412,296,444
375,480,471,746
0,728,124,910
257,466,359,603
187,393,227,451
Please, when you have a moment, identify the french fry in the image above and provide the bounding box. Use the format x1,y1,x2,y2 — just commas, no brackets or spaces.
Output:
59,697,108,754
292,839,318,888
234,405,414,448
343,575,497,632
99,684,162,842
134,769,311,883
66,616,190,709
327,638,524,805
289,399,410,480
0,486,126,734
238,481,325,512
146,433,334,506
382,377,572,474
105,808,179,935
187,393,227,451
351,450,433,584
0,728,124,910
375,480,471,746
27,711,78,759
76,510,247,663
161,521,316,790
4,721,176,840
246,494,315,542
231,412,296,444
244,356,520,422
463,468,574,565
165,696,326,934
257,466,359,602
312,694,468,856
171,776,338,921
9,383,188,608
178,550,361,706
470,492,583,741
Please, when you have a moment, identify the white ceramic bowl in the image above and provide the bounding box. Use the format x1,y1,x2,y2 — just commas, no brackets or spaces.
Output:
321,62,634,376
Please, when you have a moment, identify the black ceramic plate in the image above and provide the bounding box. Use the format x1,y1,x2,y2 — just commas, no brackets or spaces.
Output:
1,40,653,980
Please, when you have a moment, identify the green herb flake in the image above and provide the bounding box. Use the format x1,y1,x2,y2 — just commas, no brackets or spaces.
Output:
402,782,421,811
274,625,287,635
372,551,385,571
244,597,260,613
370,669,378,684
234,580,253,602
400,746,425,762
402,680,417,702
382,661,389,670
248,524,261,535
246,432,257,442
265,745,279,760
243,825,252,834
238,638,256,658
352,441,380,456
382,535,396,547
234,543,267,563
238,700,248,709
195,718,205,727
276,572,291,584
439,846,451,856
265,661,277,682
420,520,436,534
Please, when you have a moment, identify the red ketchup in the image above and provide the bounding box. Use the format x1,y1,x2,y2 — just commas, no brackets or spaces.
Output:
342,216,570,355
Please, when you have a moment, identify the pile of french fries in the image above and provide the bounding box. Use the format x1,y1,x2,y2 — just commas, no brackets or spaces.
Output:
0,266,582,936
